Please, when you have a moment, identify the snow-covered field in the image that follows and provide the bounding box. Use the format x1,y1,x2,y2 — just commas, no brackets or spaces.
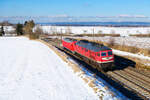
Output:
2,25,150,49
39,25,150,49
72,36,150,49
0,37,99,100
2,25,150,36
35,25,150,36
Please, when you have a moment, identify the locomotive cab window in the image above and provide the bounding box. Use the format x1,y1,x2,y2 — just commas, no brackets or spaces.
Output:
108,51,112,56
97,53,100,56
101,52,107,56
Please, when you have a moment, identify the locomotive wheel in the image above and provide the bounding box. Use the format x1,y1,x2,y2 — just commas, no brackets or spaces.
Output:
99,62,113,72
71,51,75,54
102,65,108,72
107,62,114,71
97,65,103,72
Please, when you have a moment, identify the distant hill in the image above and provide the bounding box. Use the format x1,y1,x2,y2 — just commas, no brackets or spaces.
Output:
1,16,150,26
38,22,150,27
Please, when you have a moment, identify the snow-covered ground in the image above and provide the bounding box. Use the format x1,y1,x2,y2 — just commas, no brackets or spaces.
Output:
34,25,150,36
0,37,99,100
113,49,150,61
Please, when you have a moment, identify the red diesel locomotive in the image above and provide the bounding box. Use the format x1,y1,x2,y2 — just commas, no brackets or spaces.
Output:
62,38,77,52
62,38,114,71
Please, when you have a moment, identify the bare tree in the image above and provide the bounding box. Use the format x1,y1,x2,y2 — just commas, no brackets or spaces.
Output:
0,25,5,36
50,26,56,34
66,26,72,34
108,37,115,47
23,20,35,35
34,25,43,35
16,23,23,35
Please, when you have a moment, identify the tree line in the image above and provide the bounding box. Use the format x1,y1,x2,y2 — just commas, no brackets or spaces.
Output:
0,20,42,39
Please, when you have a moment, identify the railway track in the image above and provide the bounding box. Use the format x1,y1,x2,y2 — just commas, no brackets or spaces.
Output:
42,37,150,100
128,67,150,78
107,70,150,99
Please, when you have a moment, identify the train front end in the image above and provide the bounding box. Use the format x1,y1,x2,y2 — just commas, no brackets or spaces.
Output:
96,49,114,71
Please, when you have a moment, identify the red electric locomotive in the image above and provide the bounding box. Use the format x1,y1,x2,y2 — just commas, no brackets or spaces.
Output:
62,38,114,71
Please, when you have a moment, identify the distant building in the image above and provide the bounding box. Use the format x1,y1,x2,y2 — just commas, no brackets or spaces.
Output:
0,26,17,36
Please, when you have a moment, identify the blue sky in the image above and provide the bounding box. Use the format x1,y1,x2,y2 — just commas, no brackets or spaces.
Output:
0,0,150,16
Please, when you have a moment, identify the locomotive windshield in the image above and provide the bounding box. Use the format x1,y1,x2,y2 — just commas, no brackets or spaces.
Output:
64,38,77,42
101,52,107,56
101,51,113,57
108,51,113,56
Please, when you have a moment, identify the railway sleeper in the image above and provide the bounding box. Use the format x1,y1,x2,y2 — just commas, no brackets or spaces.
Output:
107,71,150,99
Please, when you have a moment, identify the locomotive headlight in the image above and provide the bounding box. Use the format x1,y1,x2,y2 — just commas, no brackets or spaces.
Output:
102,57,113,60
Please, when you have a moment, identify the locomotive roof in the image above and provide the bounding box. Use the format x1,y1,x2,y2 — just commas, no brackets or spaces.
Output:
76,40,111,52
63,38,77,42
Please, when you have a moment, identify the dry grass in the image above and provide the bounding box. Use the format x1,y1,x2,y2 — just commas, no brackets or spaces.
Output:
82,77,91,84
107,37,115,47
88,80,95,89
29,33,40,40
112,45,140,54
130,34,150,37
141,49,150,56
74,33,120,37
48,34,73,36
135,60,150,70
119,54,150,70
68,63,81,73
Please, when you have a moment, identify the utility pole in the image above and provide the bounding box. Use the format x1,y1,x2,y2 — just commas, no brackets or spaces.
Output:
92,28,95,41
59,28,63,47
60,28,63,41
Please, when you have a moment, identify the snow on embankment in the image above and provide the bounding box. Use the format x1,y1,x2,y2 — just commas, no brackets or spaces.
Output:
113,49,150,61
0,37,98,100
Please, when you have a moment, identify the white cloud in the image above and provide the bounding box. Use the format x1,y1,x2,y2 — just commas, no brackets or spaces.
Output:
118,14,148,18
